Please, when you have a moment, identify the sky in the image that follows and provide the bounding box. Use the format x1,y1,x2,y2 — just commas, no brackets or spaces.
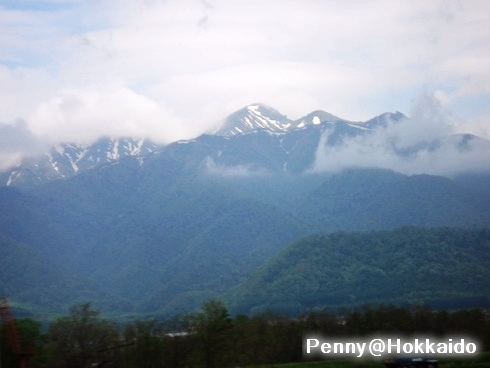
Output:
0,0,489,170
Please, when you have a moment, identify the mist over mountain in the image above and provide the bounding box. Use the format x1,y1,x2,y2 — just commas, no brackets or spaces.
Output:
3,94,489,188
1,100,489,317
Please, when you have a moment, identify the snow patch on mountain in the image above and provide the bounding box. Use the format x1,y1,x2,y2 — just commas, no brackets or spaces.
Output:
0,137,162,188
214,104,359,137
212,104,292,136
108,138,120,160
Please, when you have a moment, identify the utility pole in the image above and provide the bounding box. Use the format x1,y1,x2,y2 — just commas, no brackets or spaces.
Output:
0,298,33,368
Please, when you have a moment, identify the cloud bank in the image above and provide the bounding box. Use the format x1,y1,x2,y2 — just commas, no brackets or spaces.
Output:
204,157,269,177
310,92,490,176
0,119,47,170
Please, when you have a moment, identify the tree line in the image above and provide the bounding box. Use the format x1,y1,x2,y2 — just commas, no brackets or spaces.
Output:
1,300,490,368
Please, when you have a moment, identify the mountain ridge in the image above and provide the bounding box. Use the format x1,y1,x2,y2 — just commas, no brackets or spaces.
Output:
1,104,410,187
1,135,490,315
212,103,369,136
0,136,162,188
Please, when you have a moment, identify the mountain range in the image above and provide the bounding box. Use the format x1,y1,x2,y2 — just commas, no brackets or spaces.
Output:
0,104,416,187
2,103,488,187
1,103,490,318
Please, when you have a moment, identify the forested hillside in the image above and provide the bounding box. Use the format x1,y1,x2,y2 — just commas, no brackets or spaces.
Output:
228,227,490,315
0,235,130,316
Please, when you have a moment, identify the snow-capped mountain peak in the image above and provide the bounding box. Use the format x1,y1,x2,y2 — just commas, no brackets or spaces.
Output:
0,105,422,189
1,137,163,188
212,104,354,136
212,103,293,136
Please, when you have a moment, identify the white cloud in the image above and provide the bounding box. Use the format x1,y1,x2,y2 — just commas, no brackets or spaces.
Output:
29,84,189,144
0,119,47,170
309,92,490,176
204,157,268,177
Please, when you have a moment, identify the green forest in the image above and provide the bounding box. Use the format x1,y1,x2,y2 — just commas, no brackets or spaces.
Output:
2,162,490,316
228,226,490,315
2,300,490,368
2,220,490,317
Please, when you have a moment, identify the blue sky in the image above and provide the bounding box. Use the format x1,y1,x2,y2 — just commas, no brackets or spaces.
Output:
1,0,73,11
0,0,489,169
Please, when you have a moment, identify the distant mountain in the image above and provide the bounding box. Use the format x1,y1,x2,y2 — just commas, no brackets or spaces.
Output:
1,162,490,316
0,137,162,188
1,103,490,317
363,111,406,129
227,227,490,315
4,103,489,188
212,104,292,136
211,103,360,136
0,105,407,188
